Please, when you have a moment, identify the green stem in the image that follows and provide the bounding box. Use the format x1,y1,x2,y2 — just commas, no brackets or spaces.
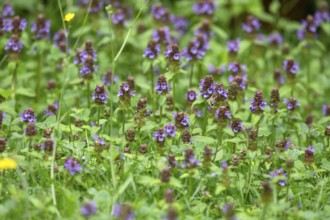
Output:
189,62,194,88
260,204,268,220
213,128,222,161
122,110,126,135
202,105,208,135
97,105,101,126
87,81,91,108
35,51,42,103
11,62,18,111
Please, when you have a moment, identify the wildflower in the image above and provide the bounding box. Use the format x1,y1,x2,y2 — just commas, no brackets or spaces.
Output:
155,74,171,95
166,94,174,111
211,83,228,105
164,44,181,70
152,26,171,45
199,75,216,99
181,129,192,144
143,39,161,60
242,15,260,34
297,15,318,40
0,158,17,170
203,146,212,169
5,34,23,60
81,201,97,217
314,2,330,25
270,168,286,186
227,62,247,75
47,80,56,90
228,82,239,101
283,59,299,77
44,103,59,116
92,85,108,105
64,157,82,175
53,30,68,53
153,128,166,146
273,69,285,85
41,138,54,155
112,7,131,27
173,112,189,129
269,32,283,47
134,98,152,126
248,128,258,151
261,182,272,204
304,146,314,164
215,105,231,127
193,0,217,16
167,154,178,168
125,128,135,142
231,119,243,133
0,138,7,153
165,207,178,220
78,0,103,14
31,14,51,40
64,13,75,22
93,134,109,153
227,39,240,56
183,34,209,61
322,104,330,116
25,122,37,137
151,3,170,23
170,15,188,36
165,189,174,204
222,203,237,220
0,111,5,128
305,114,314,127
139,144,148,154
102,69,118,86
284,97,300,111
2,3,14,17
324,126,330,137
275,138,291,152
195,20,212,40
112,204,135,220
186,90,197,104
20,108,36,123
183,147,199,169
161,168,171,183
208,65,226,75
43,128,53,138
118,81,135,106
9,16,27,35
79,56,98,79
164,122,176,138
270,88,280,112
250,91,266,114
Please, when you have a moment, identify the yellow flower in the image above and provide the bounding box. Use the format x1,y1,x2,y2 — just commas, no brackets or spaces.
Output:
64,13,75,22
0,158,17,170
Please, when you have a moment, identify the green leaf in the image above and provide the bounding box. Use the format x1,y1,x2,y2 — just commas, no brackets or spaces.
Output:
16,88,36,97
193,135,216,145
0,89,12,100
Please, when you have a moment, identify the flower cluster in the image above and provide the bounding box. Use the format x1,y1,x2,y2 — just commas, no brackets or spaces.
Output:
208,65,226,75
183,147,199,169
164,122,176,138
155,74,171,95
53,30,68,53
276,138,291,152
229,74,247,91
211,83,228,105
31,14,51,40
134,98,152,127
164,44,181,70
92,85,108,105
80,201,97,217
173,112,189,129
118,81,135,105
153,128,166,146
227,62,247,75
143,39,161,60
268,32,283,47
242,15,260,34
305,146,315,164
284,97,300,111
227,39,240,57
215,105,231,127
93,134,109,153
250,91,266,114
44,103,59,116
0,111,5,128
297,15,318,40
151,3,170,23
78,0,103,14
270,168,287,186
102,69,118,86
64,157,82,175
152,26,171,45
183,33,209,61
111,6,131,27
112,204,135,220
20,108,36,123
270,88,280,111
193,0,217,16
231,119,243,133
200,75,216,99
5,34,23,60
75,41,98,80
170,15,188,36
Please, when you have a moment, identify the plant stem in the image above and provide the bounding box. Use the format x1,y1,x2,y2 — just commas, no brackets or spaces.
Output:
35,50,42,103
189,62,194,88
213,128,222,161
87,81,91,108
202,104,208,135
97,105,101,126
11,62,18,111
122,110,126,135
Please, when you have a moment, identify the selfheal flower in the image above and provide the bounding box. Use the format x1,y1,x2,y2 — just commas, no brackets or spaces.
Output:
183,147,199,169
242,15,260,34
153,128,166,146
314,3,330,25
231,119,243,133
25,122,37,137
152,26,171,45
229,74,247,90
9,16,27,34
227,62,247,74
112,204,135,220
211,83,228,104
270,88,280,112
323,104,330,116
274,68,285,85
183,34,209,61
31,15,51,40
92,85,108,104
44,103,59,116
270,168,287,186
173,112,189,129
74,40,97,65
276,138,291,152
222,203,237,220
199,75,216,99
5,35,23,60
227,39,240,55
195,20,212,40
283,59,299,76
155,74,171,95
268,32,283,47
186,89,197,103
2,3,14,17
79,56,98,79
164,44,181,70
297,15,318,40
112,7,131,27
193,0,217,16
250,91,266,114
78,0,103,14
215,105,231,127
20,108,36,123
143,40,161,59
64,157,82,175
118,81,136,105
181,129,192,144
151,3,170,23
305,146,315,164
81,201,97,217
284,97,300,111
164,122,176,137
53,30,68,53
0,111,5,128
102,69,118,86
93,134,109,152
134,98,152,127
170,15,188,36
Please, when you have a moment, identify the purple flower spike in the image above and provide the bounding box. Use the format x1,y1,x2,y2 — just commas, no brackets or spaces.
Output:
284,97,300,111
64,157,82,175
92,85,108,104
227,39,240,54
193,0,218,16
164,122,176,137
31,15,51,40
199,75,216,99
143,40,161,60
2,3,15,17
20,108,36,123
242,15,260,33
81,201,97,217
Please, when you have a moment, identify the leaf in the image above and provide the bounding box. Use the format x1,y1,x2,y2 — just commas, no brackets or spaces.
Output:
258,126,271,137
16,88,36,97
228,101,238,115
0,89,12,99
193,135,216,145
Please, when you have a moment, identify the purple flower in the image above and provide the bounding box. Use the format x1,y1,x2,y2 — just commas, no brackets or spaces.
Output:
93,134,106,146
283,59,299,76
227,39,240,54
183,34,209,61
155,74,171,95
307,146,315,153
102,69,118,86
143,40,161,60
193,0,217,16
171,15,188,36
152,26,171,45
227,62,247,74
186,90,197,102
78,0,103,14
92,85,108,104
314,5,330,25
199,75,216,99
215,106,231,121
112,8,131,26
284,97,300,111
81,201,97,217
153,128,166,144
183,148,199,169
221,161,228,169
173,112,189,128
20,108,36,123
44,103,59,116
242,15,260,33
31,15,51,40
297,15,319,40
164,122,176,137
151,3,170,23
64,157,82,175
195,20,213,41
323,104,330,116
231,119,243,133
208,65,226,75
268,33,283,46
270,168,287,186
229,74,247,90
5,35,23,53
0,111,5,127
2,3,14,17
53,30,68,52
250,91,266,114
112,204,135,220
164,44,181,62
